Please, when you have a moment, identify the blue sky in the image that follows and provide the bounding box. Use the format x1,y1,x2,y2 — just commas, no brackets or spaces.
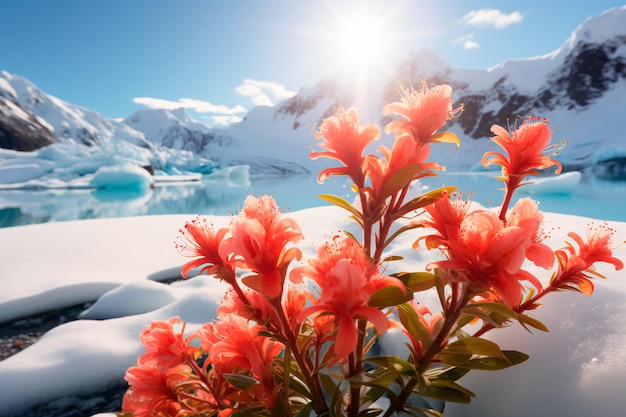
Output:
1,0,623,125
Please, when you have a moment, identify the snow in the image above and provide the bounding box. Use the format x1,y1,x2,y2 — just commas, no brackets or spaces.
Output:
0,160,55,184
1,204,625,417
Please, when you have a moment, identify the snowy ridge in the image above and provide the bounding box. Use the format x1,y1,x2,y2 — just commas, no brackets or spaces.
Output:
0,71,150,148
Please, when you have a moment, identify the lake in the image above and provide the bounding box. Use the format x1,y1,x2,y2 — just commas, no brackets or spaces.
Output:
1,171,625,228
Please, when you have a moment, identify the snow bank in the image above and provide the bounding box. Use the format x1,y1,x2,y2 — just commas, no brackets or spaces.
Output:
0,208,625,416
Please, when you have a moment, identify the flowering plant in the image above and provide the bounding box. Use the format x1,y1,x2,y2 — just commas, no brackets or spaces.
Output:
119,82,623,417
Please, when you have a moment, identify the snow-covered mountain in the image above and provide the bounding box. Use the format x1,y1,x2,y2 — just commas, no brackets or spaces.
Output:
0,71,221,185
1,6,625,181
218,5,626,175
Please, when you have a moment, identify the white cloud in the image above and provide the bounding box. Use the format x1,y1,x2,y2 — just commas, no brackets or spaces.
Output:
234,79,296,107
452,33,480,50
211,115,243,126
133,97,246,115
460,8,523,28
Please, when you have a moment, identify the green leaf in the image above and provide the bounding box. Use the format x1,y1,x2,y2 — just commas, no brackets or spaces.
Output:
295,403,315,417
502,350,530,366
328,380,344,417
229,405,267,417
426,366,471,382
368,285,413,308
397,303,434,350
518,313,550,333
393,271,436,293
464,302,518,320
380,164,427,200
432,272,447,311
223,373,260,390
401,404,445,417
459,350,529,370
382,223,424,250
437,352,473,367
393,186,457,219
415,379,474,404
361,384,388,405
318,193,364,225
441,338,507,359
358,410,384,417
382,255,404,262
364,356,418,377
464,302,549,332
319,373,340,398
286,372,313,398
430,131,461,146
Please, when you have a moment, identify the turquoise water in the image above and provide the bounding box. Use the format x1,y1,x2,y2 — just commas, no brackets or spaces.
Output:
0,172,625,228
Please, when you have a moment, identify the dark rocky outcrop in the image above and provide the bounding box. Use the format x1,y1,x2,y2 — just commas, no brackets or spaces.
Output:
0,96,56,151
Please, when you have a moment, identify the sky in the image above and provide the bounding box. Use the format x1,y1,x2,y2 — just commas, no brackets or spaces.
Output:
1,0,624,126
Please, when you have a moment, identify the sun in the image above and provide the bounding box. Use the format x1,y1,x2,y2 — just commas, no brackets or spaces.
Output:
320,2,404,81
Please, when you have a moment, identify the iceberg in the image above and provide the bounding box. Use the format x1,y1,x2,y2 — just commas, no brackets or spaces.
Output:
518,171,582,195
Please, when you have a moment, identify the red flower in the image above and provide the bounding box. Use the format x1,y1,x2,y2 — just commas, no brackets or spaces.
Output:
311,107,381,186
138,317,197,369
225,194,303,299
383,81,462,144
292,235,403,358
420,194,550,306
415,191,472,250
122,362,188,417
194,315,283,408
507,197,554,269
369,134,443,200
217,287,272,322
552,223,624,295
175,216,234,280
483,115,563,181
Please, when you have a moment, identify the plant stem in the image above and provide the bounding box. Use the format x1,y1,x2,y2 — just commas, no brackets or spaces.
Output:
347,319,367,417
498,175,523,222
269,298,328,414
393,285,471,409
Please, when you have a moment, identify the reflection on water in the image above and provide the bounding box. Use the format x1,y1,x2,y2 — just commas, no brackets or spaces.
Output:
1,172,625,228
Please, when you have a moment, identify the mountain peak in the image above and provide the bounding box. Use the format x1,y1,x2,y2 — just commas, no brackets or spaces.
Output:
567,5,626,47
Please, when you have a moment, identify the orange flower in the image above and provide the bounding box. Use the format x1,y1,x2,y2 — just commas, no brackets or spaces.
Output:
292,235,403,358
507,197,554,269
552,223,624,295
138,317,197,369
195,315,283,408
383,81,462,144
282,284,309,331
420,194,550,306
217,287,272,322
369,134,443,200
415,191,472,250
311,107,381,186
483,115,563,181
122,362,187,417
225,194,303,299
175,216,234,280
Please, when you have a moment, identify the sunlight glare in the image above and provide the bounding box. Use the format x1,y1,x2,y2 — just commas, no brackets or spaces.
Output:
323,2,403,81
